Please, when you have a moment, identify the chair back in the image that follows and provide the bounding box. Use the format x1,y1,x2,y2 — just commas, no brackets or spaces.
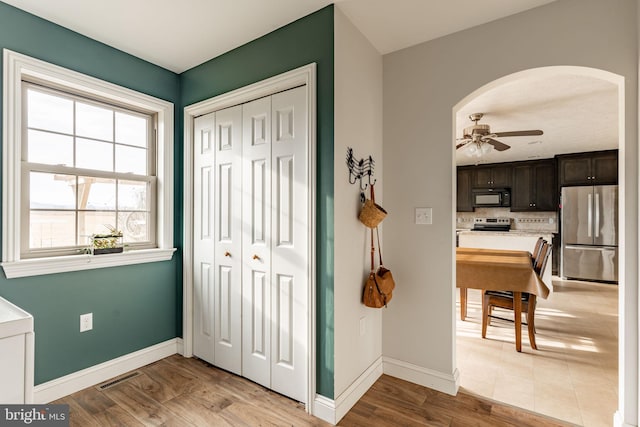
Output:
534,242,551,276
532,237,545,265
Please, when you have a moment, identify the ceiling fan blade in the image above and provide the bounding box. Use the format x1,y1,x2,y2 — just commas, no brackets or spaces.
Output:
485,138,510,151
456,141,470,150
493,130,543,137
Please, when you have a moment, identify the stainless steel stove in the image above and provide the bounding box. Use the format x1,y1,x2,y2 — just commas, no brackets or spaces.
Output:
472,217,511,232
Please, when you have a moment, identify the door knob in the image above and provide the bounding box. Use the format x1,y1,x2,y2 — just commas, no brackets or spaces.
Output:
253,254,260,260
224,251,231,257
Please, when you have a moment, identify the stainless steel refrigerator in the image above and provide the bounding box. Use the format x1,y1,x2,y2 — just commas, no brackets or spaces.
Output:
561,185,618,282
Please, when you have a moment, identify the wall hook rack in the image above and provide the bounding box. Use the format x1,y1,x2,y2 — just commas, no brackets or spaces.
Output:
346,147,376,194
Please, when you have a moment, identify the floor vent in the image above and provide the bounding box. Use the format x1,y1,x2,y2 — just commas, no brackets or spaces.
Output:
96,371,141,391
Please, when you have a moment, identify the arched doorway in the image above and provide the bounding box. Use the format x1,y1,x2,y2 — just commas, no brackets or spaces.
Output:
452,66,627,425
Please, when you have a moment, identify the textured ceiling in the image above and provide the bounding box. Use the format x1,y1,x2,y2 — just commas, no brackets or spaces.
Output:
455,72,618,166
2,0,555,73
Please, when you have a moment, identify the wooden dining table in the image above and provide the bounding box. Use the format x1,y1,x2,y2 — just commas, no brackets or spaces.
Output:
456,247,550,351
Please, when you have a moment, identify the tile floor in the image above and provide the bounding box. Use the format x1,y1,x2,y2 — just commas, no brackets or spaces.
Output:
456,278,618,427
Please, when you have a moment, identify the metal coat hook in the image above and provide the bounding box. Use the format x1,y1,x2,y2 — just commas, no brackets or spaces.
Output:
346,147,376,195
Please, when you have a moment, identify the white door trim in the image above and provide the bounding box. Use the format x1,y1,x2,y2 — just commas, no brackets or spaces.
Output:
183,63,317,412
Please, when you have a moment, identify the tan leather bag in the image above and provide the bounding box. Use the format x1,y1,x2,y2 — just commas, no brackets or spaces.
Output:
363,271,390,308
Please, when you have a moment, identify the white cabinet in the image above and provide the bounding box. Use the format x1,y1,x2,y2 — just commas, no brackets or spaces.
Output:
458,231,554,289
0,297,34,403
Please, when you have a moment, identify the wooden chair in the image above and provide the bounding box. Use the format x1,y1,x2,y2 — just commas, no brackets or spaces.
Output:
482,242,551,350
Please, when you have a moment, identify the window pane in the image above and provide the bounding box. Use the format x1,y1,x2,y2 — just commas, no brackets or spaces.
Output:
118,180,148,211
27,130,73,166
76,102,113,141
30,211,76,248
78,212,117,244
118,211,149,243
76,138,113,171
115,145,146,174
115,112,147,147
78,177,116,210
27,89,73,134
30,172,76,209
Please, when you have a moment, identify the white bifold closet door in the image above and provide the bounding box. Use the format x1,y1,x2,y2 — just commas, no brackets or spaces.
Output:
193,86,307,403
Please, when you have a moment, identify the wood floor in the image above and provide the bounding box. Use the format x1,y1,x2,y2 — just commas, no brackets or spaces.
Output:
54,354,573,426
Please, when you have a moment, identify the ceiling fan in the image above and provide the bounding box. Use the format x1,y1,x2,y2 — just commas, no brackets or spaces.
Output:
456,113,543,153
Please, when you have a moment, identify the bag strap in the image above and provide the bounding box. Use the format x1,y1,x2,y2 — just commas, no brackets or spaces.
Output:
375,226,383,266
370,184,384,266
369,184,376,272
370,226,375,273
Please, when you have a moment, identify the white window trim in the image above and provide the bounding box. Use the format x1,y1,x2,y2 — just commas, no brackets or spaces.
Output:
2,49,175,278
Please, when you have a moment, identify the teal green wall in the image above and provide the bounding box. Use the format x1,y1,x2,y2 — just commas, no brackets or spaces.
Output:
180,5,335,398
0,1,335,399
0,2,182,384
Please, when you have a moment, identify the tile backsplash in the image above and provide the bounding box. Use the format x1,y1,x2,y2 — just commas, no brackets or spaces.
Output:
456,207,558,233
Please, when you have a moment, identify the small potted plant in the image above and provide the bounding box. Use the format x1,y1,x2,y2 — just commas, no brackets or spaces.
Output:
91,225,123,255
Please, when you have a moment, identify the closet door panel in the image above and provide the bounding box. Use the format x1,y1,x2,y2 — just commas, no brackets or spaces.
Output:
270,86,308,403
213,105,243,375
242,97,272,388
193,112,216,364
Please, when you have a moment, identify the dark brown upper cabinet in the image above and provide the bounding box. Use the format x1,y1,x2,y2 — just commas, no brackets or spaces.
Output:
510,159,557,212
557,150,618,186
456,167,474,212
471,164,512,188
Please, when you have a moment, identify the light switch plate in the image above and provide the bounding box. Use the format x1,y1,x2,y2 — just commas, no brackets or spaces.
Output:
415,207,433,225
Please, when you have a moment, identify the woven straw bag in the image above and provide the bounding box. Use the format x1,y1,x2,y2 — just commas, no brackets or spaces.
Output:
359,199,387,228
359,184,386,228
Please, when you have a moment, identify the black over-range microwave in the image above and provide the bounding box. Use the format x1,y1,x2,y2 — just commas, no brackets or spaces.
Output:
471,188,511,208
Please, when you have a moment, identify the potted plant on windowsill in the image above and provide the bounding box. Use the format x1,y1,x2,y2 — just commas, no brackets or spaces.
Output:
91,225,123,255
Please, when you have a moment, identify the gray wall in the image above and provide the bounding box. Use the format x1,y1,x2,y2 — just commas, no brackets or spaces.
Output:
382,0,637,423
333,7,383,402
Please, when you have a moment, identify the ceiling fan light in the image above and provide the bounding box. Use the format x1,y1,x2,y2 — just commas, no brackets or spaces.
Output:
464,143,478,157
481,143,494,154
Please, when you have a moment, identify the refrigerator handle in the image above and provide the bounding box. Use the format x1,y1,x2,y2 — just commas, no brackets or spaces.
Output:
595,192,600,238
587,193,593,237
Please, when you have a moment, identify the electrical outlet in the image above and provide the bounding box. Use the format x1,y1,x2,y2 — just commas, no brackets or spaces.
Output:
80,313,93,332
359,316,366,336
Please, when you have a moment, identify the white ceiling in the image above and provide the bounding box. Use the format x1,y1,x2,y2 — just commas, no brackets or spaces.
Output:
6,0,614,165
2,0,555,73
455,72,618,166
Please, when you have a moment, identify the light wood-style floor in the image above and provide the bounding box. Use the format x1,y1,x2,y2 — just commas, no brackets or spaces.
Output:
55,354,573,426
457,278,618,426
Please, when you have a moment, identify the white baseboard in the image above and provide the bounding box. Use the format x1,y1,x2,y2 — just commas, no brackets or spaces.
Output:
34,338,179,403
613,411,635,427
312,357,383,425
335,357,383,422
312,394,336,425
382,356,459,396
176,337,184,355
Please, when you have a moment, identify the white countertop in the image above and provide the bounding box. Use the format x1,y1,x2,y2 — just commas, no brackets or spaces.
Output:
0,296,33,338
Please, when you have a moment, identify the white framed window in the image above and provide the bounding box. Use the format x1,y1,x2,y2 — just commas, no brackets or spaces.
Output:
2,49,175,278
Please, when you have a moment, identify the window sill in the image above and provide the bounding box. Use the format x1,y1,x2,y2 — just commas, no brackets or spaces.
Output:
2,248,176,279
